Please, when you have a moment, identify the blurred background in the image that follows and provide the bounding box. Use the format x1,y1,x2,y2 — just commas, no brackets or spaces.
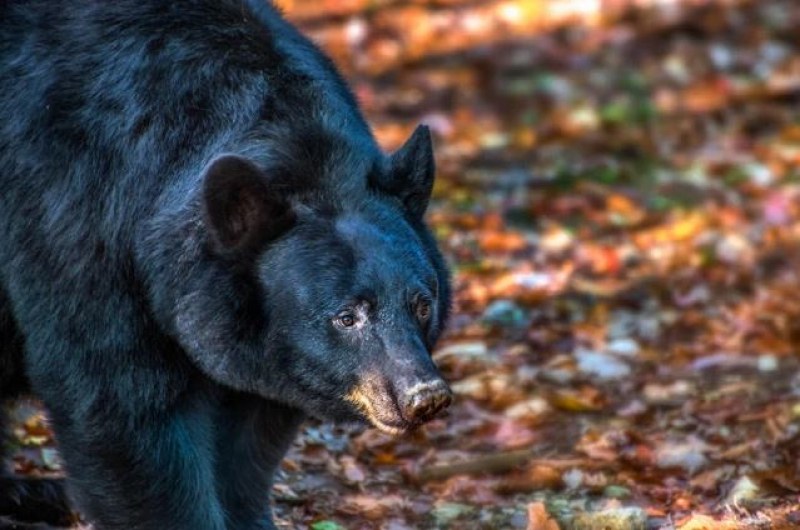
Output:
10,1,800,528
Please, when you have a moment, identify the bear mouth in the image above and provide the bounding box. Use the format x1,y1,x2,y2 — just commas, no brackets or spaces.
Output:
369,417,412,436
345,383,414,436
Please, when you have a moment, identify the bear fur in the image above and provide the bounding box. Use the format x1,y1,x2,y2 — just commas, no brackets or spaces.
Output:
0,1,451,528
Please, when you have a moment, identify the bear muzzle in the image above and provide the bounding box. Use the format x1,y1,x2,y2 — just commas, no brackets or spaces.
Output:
397,379,452,425
346,371,452,435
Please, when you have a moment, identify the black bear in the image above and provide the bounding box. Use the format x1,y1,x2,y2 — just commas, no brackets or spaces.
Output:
0,1,452,529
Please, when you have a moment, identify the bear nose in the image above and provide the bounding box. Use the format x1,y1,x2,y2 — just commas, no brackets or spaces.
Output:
401,380,452,424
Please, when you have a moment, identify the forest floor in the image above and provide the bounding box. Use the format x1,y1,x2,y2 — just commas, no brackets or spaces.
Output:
8,0,800,529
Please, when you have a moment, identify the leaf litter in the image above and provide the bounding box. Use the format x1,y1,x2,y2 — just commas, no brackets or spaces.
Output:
7,0,800,528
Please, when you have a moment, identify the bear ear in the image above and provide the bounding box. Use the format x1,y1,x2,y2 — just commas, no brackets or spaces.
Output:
202,154,294,254
381,124,435,220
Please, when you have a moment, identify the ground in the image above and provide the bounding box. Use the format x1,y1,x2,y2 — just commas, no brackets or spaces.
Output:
6,0,800,528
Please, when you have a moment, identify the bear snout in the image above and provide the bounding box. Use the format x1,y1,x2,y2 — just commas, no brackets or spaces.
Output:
345,371,452,435
398,379,452,424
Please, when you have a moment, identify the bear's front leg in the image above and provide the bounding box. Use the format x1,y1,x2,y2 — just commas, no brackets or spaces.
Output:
0,516,64,529
213,394,303,530
41,391,227,530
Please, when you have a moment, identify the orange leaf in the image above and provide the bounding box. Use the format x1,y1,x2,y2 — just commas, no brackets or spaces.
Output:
526,502,560,530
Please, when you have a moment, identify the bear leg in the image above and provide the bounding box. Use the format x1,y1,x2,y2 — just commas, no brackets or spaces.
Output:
214,394,303,530
37,389,227,530
0,290,72,528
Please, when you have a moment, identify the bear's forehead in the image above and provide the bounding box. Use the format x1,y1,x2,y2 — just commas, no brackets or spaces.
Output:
265,213,434,309
336,214,401,246
334,214,429,274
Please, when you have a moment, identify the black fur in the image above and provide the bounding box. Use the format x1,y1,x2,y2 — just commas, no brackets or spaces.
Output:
0,516,64,530
0,292,71,527
0,478,71,529
0,1,450,529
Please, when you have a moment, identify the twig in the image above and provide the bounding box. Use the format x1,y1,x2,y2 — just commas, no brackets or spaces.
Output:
413,451,600,483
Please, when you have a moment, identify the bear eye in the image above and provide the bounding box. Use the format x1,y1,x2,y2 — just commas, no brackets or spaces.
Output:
333,301,370,330
335,312,356,328
415,298,432,322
